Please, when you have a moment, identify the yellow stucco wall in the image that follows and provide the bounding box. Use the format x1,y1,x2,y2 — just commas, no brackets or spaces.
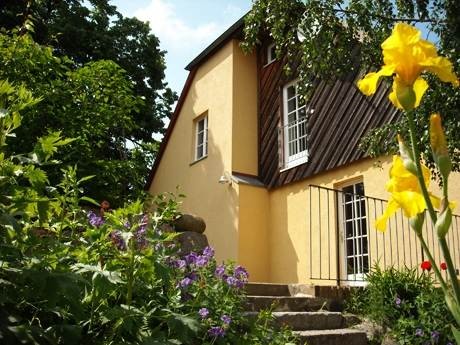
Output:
149,40,239,263
264,156,460,284
149,40,258,264
237,184,270,282
232,40,258,175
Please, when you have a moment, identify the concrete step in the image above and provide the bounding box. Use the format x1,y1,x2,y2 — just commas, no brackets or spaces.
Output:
245,283,291,296
245,295,335,312
245,311,345,331
295,328,368,345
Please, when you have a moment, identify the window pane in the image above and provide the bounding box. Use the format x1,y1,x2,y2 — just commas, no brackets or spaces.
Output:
287,85,295,99
196,145,203,159
270,45,276,60
198,119,205,132
198,132,204,145
287,98,296,113
355,182,365,196
347,239,355,256
298,107,306,119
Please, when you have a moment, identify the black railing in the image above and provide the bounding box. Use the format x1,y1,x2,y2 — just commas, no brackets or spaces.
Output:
308,185,460,285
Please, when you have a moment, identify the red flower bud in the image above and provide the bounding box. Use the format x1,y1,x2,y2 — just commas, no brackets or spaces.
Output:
440,262,448,271
421,261,432,271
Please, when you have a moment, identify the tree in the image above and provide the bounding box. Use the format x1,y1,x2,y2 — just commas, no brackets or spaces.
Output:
0,0,178,203
0,0,176,140
0,31,152,204
242,0,460,173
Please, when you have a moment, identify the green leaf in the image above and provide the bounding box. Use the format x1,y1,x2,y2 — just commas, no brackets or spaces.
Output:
451,325,460,345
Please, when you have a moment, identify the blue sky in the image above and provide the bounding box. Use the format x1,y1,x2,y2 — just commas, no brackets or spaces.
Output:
112,0,251,94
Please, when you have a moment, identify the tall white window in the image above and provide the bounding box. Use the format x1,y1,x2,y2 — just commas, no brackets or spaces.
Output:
341,182,369,282
282,80,308,169
195,116,208,161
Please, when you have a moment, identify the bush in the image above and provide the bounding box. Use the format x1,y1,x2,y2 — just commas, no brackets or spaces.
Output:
346,266,455,344
0,79,297,344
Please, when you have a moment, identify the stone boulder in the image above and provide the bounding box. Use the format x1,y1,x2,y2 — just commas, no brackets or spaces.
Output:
177,231,209,256
173,214,206,233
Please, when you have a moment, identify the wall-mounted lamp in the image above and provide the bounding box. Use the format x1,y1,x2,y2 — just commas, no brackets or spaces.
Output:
218,171,232,185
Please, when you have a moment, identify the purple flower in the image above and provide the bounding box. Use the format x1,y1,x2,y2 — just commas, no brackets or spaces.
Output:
110,231,126,251
180,277,193,288
203,246,215,258
234,265,249,280
198,308,209,319
395,297,401,307
173,259,186,269
185,252,198,265
226,276,239,287
221,314,231,325
188,272,198,281
208,326,225,338
431,331,440,343
196,255,209,267
124,221,131,229
215,264,225,278
415,328,424,337
88,211,105,227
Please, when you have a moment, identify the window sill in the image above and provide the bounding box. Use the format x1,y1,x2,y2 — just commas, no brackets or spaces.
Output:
190,155,208,166
280,156,308,172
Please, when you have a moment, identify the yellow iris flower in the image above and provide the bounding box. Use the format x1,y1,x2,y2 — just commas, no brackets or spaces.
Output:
358,23,458,110
375,155,440,231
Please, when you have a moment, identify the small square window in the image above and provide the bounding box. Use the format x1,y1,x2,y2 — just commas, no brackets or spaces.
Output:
195,116,208,161
266,43,276,65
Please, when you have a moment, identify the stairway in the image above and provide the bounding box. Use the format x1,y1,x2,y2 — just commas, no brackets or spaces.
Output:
245,283,368,345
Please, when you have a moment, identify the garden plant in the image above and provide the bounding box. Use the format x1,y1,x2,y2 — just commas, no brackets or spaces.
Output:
0,80,297,344
357,22,460,343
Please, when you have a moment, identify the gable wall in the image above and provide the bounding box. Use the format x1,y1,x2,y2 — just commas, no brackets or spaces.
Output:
149,40,239,262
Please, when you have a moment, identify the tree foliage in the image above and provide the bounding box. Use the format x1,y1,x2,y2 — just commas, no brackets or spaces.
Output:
0,31,152,204
243,0,460,173
0,0,176,139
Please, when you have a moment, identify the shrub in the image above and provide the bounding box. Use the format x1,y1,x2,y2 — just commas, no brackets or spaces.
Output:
346,266,455,344
0,79,297,344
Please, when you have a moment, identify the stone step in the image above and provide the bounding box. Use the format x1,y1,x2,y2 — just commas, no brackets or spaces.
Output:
245,295,335,312
295,328,368,345
245,311,345,331
245,283,291,296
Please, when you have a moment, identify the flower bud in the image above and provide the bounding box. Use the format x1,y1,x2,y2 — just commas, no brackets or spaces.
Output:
396,83,416,110
398,135,417,175
430,114,451,179
410,212,425,234
436,206,452,238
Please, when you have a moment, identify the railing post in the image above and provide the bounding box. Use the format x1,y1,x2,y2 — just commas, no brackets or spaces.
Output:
335,189,341,287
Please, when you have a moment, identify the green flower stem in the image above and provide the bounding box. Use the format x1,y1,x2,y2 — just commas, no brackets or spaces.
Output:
440,237,460,303
416,231,448,293
126,238,136,307
406,111,446,287
406,110,460,303
406,111,437,222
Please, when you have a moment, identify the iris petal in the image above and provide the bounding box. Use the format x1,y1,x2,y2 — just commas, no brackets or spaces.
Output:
357,65,395,96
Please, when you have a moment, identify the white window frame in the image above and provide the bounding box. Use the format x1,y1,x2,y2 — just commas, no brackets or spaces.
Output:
281,79,309,170
339,181,369,285
194,116,208,161
265,43,276,66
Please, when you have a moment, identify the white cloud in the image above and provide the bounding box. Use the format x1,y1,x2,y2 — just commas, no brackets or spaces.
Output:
224,4,244,18
134,0,221,51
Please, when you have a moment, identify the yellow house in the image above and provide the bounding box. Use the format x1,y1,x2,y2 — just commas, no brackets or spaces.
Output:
147,17,460,286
